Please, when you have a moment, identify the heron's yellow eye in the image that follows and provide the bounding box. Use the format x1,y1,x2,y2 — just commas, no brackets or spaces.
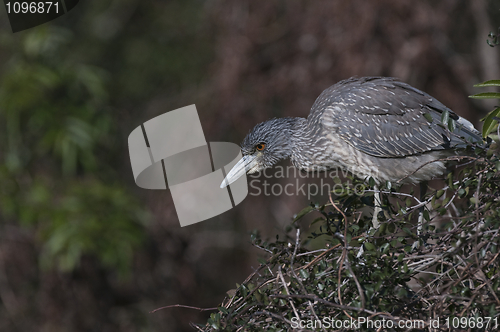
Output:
256,143,266,151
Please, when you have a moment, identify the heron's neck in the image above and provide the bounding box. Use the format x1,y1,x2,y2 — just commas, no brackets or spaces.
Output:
289,117,318,171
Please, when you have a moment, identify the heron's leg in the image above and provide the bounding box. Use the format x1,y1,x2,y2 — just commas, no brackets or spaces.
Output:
372,185,381,229
417,181,428,236
412,181,428,250
359,185,382,258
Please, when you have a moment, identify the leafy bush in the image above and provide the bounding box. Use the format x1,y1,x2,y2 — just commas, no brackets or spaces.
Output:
197,141,499,331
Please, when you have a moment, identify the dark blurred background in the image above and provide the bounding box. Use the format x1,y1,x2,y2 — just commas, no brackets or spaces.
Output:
0,0,498,331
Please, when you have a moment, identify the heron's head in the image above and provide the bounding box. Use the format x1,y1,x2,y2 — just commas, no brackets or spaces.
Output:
220,118,296,188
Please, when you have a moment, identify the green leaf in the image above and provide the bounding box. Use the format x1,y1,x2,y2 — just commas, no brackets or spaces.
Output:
423,113,433,123
469,92,500,99
481,107,500,138
218,307,229,315
293,206,314,221
299,269,310,279
364,242,375,251
402,227,413,236
473,79,500,87
423,210,430,221
310,217,324,226
379,222,387,234
441,110,449,126
368,177,375,187
448,118,456,132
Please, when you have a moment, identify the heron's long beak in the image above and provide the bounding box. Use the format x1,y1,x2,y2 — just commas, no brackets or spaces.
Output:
220,155,259,188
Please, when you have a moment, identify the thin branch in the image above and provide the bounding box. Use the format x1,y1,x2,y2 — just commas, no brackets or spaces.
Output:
277,266,300,321
289,229,325,332
150,304,218,314
345,257,366,309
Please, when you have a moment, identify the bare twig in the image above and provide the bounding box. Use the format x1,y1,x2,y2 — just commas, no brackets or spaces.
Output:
150,304,218,314
289,229,325,332
277,266,300,321
345,258,366,309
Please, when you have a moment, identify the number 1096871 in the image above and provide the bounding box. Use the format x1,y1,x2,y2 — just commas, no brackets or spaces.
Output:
5,2,59,14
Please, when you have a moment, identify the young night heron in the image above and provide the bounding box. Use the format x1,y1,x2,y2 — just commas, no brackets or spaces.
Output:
221,77,482,227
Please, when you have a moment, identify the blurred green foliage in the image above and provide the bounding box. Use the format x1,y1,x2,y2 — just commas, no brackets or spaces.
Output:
0,26,148,275
0,1,219,330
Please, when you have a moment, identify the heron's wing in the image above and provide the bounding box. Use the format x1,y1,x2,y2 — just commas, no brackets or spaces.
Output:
314,77,481,158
